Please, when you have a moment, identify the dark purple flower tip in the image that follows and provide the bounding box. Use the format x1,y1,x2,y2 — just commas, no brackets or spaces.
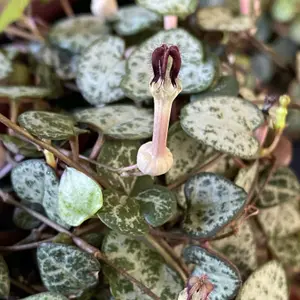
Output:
262,94,279,115
151,44,181,87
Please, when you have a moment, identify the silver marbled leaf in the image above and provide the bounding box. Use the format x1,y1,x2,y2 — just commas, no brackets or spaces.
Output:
234,161,259,193
0,86,51,100
0,51,12,80
22,293,68,300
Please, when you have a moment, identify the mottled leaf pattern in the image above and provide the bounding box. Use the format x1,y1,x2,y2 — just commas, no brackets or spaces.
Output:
48,15,109,54
97,190,148,235
197,6,254,32
102,231,183,300
183,173,247,238
180,96,264,159
37,243,100,297
74,105,153,139
121,29,215,102
236,261,288,300
235,161,258,193
97,140,139,195
183,246,241,300
22,292,68,300
77,36,126,105
114,5,161,36
58,168,103,226
0,86,51,99
135,185,177,227
0,51,12,80
0,255,10,297
13,205,42,230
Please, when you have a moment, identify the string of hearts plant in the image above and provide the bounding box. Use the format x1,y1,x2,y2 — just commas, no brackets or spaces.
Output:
0,0,299,300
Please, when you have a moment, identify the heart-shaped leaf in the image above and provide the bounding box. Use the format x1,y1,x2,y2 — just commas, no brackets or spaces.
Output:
236,260,288,300
197,6,254,32
97,140,139,195
48,15,109,54
76,36,126,105
0,255,9,298
211,222,257,278
0,51,12,80
11,159,70,228
121,28,216,102
271,0,296,23
22,292,68,300
183,173,247,238
137,0,197,18
37,243,100,297
135,185,177,227
235,161,259,193
74,105,153,139
13,204,42,230
113,5,161,36
59,167,103,227
18,111,76,141
102,231,183,299
166,122,216,184
180,96,264,159
0,86,51,100
257,167,300,207
183,245,241,300
97,190,148,235
257,199,300,238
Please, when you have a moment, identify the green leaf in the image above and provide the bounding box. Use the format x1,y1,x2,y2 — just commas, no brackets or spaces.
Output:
11,159,70,228
234,161,259,193
18,111,76,140
191,75,239,102
0,255,10,297
257,199,300,238
197,6,254,32
22,292,68,300
180,96,264,159
0,134,42,157
13,205,42,230
121,28,215,102
211,222,257,278
271,0,296,23
183,173,247,238
257,167,300,207
251,53,274,83
58,167,103,227
113,5,162,36
37,243,100,297
97,140,139,195
0,86,51,100
166,122,216,184
97,190,148,235
268,234,300,271
74,105,153,140
76,36,126,105
0,51,12,80
48,15,110,54
236,261,288,300
135,185,177,227
137,0,197,18
0,0,30,32
102,231,183,300
183,245,241,300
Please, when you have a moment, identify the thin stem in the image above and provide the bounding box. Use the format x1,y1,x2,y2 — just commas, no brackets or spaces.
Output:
60,0,74,17
0,113,110,188
260,129,283,157
144,233,188,282
89,133,104,160
164,16,178,30
69,135,79,162
9,100,19,135
0,238,53,252
21,16,44,41
10,278,36,295
5,25,43,42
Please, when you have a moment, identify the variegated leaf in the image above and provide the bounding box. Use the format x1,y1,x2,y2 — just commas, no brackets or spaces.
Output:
212,222,257,278
183,246,241,300
37,243,100,297
58,168,103,227
0,255,9,298
183,173,247,238
174,184,187,209
0,51,12,80
102,231,183,300
48,15,109,54
22,293,68,300
97,190,148,235
74,105,153,139
257,167,300,207
166,122,215,184
76,36,126,105
113,5,161,36
97,140,139,195
235,161,259,193
11,160,70,228
0,86,51,99
135,185,177,227
236,261,288,300
197,6,254,32
18,111,76,141
180,96,264,159
137,0,197,18
13,204,42,230
121,28,215,102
